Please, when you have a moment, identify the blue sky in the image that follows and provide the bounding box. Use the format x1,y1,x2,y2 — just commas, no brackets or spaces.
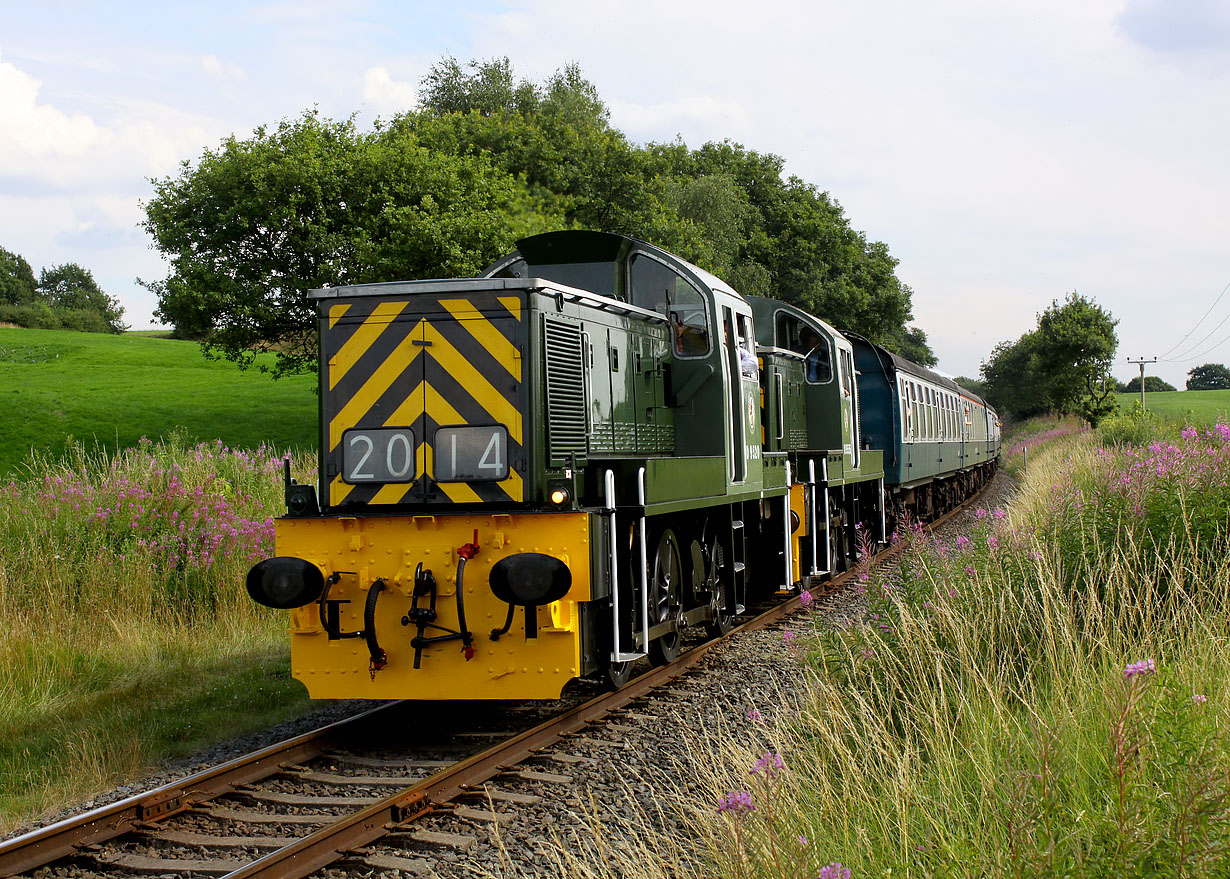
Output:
2,0,1229,386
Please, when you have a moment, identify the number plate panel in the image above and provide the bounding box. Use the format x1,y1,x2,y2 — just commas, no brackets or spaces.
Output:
433,425,509,482
342,427,417,484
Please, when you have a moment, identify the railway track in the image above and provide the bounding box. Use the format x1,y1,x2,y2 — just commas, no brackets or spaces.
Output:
1,482,994,879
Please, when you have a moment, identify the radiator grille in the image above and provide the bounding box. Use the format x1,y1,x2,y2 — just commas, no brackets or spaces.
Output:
544,318,587,463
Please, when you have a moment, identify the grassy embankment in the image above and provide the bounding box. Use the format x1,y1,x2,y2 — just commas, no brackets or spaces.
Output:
1115,388,1230,424
0,327,316,476
547,414,1230,878
0,328,319,835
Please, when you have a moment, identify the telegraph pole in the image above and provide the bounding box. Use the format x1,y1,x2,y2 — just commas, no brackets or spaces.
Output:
1127,356,1158,410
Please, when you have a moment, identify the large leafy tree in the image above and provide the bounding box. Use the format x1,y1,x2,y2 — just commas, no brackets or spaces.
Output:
1187,363,1230,390
144,56,934,372
981,292,1119,426
0,247,38,306
39,263,127,333
142,110,562,375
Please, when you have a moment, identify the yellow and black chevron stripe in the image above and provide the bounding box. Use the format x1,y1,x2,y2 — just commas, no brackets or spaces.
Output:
322,292,524,507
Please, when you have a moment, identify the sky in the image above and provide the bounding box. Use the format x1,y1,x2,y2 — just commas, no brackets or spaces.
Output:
2,0,1229,387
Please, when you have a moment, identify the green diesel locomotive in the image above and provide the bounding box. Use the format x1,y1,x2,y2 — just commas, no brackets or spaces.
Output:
246,231,999,699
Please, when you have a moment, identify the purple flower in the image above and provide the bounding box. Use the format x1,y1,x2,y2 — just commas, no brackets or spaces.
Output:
964,566,977,577
800,589,814,607
986,535,999,550
746,708,762,721
782,630,798,646
1193,693,1208,705
955,536,970,549
1181,426,1198,440
1124,658,1156,680
798,834,809,845
993,508,1007,520
718,790,755,814
751,752,786,778
975,508,988,519
818,864,852,879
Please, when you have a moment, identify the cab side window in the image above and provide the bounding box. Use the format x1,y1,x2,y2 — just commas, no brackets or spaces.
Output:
630,254,709,357
776,313,833,384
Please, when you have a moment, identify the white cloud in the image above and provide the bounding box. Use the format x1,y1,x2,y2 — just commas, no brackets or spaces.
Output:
0,51,105,162
201,54,245,81
360,67,419,116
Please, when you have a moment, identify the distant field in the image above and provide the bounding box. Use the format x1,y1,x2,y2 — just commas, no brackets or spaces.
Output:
0,328,317,476
1115,388,1230,424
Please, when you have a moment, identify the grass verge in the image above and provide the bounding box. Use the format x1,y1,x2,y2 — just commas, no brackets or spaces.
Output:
0,436,314,835
544,419,1230,878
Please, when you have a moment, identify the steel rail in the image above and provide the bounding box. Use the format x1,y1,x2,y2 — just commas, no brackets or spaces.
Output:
0,703,397,877
222,586,809,879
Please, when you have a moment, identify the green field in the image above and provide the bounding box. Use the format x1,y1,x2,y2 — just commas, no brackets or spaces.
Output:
0,328,317,476
1115,388,1230,424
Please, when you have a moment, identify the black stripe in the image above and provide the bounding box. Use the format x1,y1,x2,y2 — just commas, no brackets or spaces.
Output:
429,317,522,410
423,357,524,458
321,298,389,357
327,317,421,422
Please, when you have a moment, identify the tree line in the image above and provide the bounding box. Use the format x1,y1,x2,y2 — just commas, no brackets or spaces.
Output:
141,57,933,376
0,248,127,334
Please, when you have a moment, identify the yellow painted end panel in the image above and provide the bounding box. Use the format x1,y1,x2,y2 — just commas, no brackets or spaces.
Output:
789,483,807,577
276,512,592,700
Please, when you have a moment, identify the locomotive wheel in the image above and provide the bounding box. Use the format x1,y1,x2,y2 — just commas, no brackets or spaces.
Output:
606,660,635,690
703,534,734,638
647,528,684,665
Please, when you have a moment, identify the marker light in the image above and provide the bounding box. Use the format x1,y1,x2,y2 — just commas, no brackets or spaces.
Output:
550,488,569,505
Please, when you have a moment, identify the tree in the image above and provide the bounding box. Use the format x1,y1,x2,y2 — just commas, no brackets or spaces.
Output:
1032,292,1118,426
953,375,990,399
144,56,934,373
142,110,562,375
39,263,126,333
1123,375,1176,393
981,292,1119,426
0,247,38,306
1186,363,1230,390
980,332,1048,420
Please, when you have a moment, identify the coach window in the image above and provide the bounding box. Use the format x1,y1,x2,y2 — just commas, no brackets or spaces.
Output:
899,379,910,440
910,383,919,440
630,254,709,357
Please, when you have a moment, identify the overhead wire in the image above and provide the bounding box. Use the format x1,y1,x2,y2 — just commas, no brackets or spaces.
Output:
1161,306,1230,362
1157,278,1230,360
1168,326,1230,363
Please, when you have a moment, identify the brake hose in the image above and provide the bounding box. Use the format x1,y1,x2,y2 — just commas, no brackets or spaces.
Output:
365,579,387,678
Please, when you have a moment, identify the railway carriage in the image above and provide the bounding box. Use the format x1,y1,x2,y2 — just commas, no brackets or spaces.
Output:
246,231,998,701
848,335,1000,518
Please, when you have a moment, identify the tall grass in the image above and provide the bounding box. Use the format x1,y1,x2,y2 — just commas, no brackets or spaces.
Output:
0,435,314,833
546,423,1230,878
